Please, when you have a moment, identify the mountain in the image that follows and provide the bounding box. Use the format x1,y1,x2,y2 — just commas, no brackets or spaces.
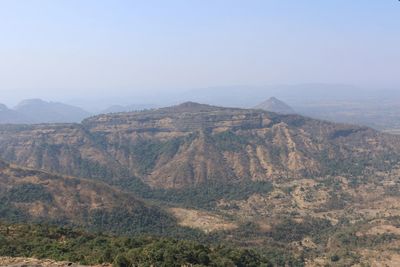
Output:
0,103,32,124
254,97,295,114
14,99,91,123
0,102,398,190
100,104,157,114
0,159,176,235
1,102,400,264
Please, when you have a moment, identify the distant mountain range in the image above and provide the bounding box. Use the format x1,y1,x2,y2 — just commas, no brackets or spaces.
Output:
99,103,157,114
0,99,91,124
3,88,400,134
254,97,295,114
0,99,161,124
0,104,30,124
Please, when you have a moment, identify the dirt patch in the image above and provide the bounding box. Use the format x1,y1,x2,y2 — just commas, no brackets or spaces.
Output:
169,207,237,233
362,225,400,236
359,249,400,267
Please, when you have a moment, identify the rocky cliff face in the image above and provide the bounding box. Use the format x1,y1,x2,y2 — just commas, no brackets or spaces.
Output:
0,102,399,189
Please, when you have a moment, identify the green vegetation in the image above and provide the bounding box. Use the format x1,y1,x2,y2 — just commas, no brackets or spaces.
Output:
270,217,333,242
0,183,195,238
0,202,26,223
117,178,273,209
3,183,53,203
77,158,128,181
212,131,248,152
85,207,200,238
130,137,183,174
0,222,304,266
0,184,52,223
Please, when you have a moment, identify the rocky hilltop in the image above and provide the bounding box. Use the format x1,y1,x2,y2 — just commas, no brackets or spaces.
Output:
0,102,399,189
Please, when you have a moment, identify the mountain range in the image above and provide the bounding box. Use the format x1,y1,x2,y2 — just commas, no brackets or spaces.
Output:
0,99,91,124
99,104,157,114
1,102,400,265
0,101,397,189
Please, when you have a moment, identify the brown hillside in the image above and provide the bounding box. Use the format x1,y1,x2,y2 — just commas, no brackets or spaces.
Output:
0,159,174,234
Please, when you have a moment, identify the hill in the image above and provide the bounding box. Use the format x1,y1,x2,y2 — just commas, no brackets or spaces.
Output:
0,102,399,190
254,97,295,114
99,103,157,114
14,99,91,123
0,159,177,235
0,103,32,124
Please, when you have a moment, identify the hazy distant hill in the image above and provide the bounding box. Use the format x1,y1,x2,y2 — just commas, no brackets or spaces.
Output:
0,104,32,124
255,97,295,114
100,104,157,114
14,99,91,123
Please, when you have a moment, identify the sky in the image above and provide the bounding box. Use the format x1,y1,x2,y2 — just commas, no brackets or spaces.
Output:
0,0,399,107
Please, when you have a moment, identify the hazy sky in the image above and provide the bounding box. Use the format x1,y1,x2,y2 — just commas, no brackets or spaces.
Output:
0,0,399,105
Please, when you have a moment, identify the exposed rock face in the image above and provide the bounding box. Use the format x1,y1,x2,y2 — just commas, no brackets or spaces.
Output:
0,102,399,189
255,97,295,114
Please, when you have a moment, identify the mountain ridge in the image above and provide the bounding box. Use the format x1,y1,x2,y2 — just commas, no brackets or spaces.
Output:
15,99,91,123
0,159,178,234
1,102,400,265
0,102,399,190
0,99,92,124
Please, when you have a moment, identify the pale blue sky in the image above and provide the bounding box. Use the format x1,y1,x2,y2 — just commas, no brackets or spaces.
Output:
0,0,399,105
